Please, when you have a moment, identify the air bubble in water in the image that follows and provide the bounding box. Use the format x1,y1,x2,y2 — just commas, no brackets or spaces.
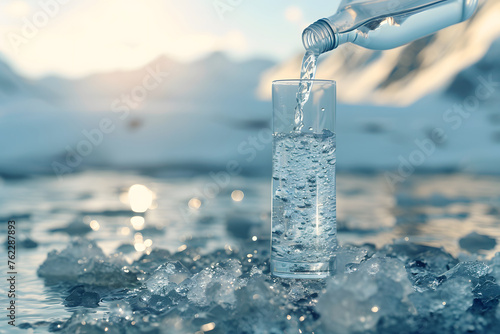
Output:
272,132,337,262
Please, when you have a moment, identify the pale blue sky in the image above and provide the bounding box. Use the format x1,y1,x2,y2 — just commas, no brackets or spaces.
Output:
0,0,341,78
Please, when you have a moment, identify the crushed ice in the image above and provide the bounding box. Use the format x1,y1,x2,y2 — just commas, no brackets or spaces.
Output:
29,238,500,333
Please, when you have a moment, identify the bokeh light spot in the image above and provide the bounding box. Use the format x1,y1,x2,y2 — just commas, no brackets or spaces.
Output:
188,198,201,209
128,184,154,213
130,216,145,230
231,190,244,202
90,220,100,231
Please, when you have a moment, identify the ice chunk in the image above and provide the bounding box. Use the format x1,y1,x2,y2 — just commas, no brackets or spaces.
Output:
249,265,263,277
229,275,291,333
410,261,490,318
37,238,104,279
186,258,245,308
77,257,138,287
410,275,473,316
382,242,458,274
37,238,137,287
471,280,500,313
439,261,490,281
406,259,440,292
334,245,368,273
318,256,414,333
145,261,191,296
382,242,459,292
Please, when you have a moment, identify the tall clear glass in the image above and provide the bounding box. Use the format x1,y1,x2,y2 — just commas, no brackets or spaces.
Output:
271,79,337,279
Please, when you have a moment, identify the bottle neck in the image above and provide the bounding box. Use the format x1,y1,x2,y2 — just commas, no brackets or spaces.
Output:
302,19,338,54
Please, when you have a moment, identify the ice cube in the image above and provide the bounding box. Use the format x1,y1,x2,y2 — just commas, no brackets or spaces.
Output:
318,256,414,333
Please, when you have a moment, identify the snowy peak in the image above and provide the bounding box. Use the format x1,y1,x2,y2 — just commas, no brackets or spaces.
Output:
34,52,275,111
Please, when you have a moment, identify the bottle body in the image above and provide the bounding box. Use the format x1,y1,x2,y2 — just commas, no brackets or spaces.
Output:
303,0,479,53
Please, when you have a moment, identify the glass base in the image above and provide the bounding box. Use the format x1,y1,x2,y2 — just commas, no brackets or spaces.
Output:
271,258,335,279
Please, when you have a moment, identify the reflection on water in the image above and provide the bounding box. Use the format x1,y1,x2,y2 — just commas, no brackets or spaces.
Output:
119,226,131,236
339,174,500,257
188,197,202,209
130,216,145,230
1,171,500,332
89,220,100,231
127,184,155,213
231,190,245,202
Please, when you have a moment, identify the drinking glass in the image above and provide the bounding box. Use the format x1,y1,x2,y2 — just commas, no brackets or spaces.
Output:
271,79,337,278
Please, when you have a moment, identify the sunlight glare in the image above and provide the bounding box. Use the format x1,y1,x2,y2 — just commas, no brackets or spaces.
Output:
130,216,145,230
128,184,154,212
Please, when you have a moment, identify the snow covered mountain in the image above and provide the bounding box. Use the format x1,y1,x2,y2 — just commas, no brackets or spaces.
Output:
0,53,275,176
0,0,499,178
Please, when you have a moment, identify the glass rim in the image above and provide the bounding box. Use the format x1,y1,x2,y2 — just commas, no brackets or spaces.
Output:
272,79,336,85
